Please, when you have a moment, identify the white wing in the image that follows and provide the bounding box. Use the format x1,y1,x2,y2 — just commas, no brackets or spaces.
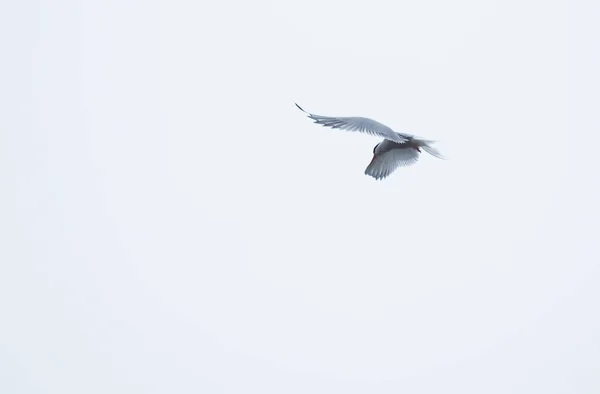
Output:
296,103,410,143
364,146,420,180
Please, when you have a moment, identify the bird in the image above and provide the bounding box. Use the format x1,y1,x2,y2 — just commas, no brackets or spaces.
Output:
295,103,445,180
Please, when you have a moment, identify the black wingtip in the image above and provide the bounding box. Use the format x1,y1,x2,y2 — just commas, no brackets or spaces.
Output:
295,103,307,113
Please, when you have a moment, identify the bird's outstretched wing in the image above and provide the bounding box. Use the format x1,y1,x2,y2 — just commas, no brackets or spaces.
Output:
364,145,420,180
295,103,409,143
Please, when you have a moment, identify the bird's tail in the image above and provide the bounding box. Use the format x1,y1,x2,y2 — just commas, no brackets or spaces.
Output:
418,140,446,159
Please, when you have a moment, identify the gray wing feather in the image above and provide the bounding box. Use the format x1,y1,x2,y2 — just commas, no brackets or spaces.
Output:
296,103,409,143
364,147,420,180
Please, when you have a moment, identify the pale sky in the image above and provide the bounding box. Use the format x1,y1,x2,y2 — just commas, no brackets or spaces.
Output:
1,1,599,393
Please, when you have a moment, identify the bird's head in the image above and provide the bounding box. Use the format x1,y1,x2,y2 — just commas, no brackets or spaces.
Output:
372,143,380,155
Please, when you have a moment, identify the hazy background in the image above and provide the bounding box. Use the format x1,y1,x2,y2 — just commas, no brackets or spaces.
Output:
1,0,598,393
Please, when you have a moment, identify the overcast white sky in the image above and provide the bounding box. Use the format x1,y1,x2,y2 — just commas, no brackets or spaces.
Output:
1,0,599,393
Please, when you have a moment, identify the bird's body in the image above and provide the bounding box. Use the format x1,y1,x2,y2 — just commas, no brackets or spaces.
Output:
295,103,444,180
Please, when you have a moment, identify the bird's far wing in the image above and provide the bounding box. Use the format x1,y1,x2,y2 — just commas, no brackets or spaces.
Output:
295,103,408,143
364,147,420,180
